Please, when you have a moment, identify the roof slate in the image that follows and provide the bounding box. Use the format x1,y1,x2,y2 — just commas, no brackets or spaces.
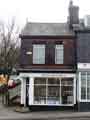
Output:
21,22,74,36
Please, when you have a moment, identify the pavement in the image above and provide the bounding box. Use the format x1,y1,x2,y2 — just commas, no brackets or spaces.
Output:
0,105,90,120
0,97,90,120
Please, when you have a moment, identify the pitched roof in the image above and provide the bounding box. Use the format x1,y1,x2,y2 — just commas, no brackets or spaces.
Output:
21,22,74,36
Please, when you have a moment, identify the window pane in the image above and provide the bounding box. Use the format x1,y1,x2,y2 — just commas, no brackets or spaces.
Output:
47,86,60,104
87,87,90,99
61,78,73,104
34,78,46,104
81,87,86,99
87,72,90,87
55,44,64,64
81,72,86,99
33,44,45,64
61,78,73,86
87,72,90,99
34,78,46,84
81,72,86,87
34,85,46,104
81,72,86,78
48,78,60,85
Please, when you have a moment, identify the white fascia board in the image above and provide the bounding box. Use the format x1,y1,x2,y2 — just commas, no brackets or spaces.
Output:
78,63,90,69
19,73,76,78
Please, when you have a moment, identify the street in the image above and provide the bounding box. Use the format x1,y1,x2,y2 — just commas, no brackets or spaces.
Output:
0,118,90,120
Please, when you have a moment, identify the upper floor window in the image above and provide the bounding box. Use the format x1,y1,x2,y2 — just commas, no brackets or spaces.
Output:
55,44,64,64
33,44,45,64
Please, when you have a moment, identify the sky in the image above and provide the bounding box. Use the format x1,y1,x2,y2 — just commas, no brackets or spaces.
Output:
0,0,90,29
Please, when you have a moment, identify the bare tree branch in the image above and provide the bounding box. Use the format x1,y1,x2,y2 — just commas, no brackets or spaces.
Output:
0,19,20,73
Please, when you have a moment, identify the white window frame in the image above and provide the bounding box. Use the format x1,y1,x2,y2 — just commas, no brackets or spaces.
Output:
33,77,75,106
33,44,45,64
79,71,90,102
55,44,64,64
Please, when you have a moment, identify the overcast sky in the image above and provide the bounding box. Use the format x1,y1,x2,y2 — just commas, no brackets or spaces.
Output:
0,0,90,28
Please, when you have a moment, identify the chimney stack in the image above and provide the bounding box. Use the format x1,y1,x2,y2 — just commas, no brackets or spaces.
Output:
68,0,79,28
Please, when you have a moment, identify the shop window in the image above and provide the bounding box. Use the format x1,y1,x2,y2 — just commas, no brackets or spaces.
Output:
34,78,46,104
81,72,86,100
47,78,60,104
80,72,90,100
61,78,73,104
34,77,74,105
87,72,90,99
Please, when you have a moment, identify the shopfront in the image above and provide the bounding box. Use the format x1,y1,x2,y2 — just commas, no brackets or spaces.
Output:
20,73,76,107
77,63,90,111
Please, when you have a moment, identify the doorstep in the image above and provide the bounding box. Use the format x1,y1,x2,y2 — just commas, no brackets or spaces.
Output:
14,106,30,113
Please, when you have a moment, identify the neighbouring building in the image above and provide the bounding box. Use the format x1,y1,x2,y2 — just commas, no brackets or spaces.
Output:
18,1,90,111
75,25,90,111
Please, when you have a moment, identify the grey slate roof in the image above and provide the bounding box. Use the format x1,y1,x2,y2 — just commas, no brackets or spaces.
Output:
21,22,74,36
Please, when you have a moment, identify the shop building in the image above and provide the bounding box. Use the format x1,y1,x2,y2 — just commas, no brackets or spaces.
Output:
18,1,90,111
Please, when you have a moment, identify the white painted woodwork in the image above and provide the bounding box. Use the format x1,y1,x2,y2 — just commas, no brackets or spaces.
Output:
19,73,76,78
21,78,26,105
29,77,34,105
78,63,90,69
